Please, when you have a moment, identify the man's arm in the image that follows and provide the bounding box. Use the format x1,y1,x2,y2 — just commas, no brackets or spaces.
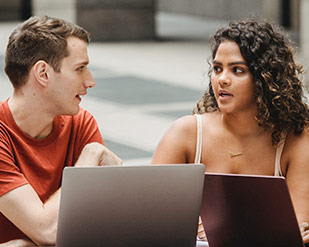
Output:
0,185,60,245
0,143,122,246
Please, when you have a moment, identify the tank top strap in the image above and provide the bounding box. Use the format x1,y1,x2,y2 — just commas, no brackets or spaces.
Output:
194,114,203,164
274,134,287,177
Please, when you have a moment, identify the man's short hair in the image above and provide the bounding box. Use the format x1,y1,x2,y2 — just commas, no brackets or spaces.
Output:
4,15,90,89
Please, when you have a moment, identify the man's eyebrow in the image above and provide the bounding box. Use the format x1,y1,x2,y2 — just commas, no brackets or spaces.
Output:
75,60,89,67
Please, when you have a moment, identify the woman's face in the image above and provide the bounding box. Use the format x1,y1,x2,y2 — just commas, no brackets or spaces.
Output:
211,40,256,115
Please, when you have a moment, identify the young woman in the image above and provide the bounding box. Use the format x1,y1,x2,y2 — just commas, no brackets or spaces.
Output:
151,19,309,243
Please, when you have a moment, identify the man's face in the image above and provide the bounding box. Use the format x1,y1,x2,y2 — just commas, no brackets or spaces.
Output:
47,36,95,116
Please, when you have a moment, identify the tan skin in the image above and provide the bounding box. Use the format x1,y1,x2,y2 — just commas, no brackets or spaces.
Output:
152,41,309,243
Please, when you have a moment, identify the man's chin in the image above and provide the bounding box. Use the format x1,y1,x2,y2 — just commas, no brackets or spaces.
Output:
61,106,80,116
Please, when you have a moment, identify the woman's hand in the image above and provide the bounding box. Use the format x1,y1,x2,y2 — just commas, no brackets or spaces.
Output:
197,216,207,241
300,222,309,244
0,238,36,247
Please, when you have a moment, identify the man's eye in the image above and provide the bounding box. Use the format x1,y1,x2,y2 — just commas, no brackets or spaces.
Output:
78,66,85,72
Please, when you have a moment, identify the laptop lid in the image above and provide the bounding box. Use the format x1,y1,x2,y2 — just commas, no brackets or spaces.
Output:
56,164,205,247
200,173,303,247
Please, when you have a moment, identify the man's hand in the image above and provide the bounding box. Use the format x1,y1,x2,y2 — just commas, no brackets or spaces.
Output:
75,142,122,167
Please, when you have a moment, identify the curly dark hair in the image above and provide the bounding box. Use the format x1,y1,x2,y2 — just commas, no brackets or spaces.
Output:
193,19,309,146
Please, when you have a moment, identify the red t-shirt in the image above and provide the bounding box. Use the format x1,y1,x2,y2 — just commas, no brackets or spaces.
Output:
0,99,104,243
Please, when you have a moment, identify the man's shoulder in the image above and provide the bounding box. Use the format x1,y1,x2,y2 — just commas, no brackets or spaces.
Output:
0,99,10,121
0,99,15,134
0,119,13,142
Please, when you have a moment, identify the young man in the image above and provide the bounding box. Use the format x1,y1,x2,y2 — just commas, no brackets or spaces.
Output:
0,15,122,246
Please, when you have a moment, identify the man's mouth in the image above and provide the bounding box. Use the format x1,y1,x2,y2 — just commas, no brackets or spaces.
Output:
76,94,85,101
76,93,86,99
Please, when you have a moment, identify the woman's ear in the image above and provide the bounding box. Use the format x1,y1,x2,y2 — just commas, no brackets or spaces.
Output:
32,60,49,87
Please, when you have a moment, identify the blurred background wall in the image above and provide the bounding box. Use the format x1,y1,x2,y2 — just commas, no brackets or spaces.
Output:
0,0,302,39
0,0,309,161
0,0,308,83
0,0,307,84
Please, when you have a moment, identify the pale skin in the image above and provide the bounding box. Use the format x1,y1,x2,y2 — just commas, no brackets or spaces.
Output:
0,36,122,246
151,41,309,243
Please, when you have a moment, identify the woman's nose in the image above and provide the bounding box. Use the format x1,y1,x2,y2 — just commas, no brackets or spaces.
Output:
218,72,231,86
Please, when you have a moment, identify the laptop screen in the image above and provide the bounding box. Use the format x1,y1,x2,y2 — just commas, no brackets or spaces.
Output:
200,173,303,247
56,164,205,247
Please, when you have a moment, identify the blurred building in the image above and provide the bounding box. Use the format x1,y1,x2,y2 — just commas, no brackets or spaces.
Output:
0,0,302,41
0,0,308,84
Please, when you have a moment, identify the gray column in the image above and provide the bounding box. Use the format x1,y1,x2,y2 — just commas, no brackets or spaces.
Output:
32,0,76,24
76,0,155,41
0,0,23,21
262,0,281,24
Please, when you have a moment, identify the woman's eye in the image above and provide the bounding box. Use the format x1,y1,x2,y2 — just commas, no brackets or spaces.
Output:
233,67,244,73
213,66,222,73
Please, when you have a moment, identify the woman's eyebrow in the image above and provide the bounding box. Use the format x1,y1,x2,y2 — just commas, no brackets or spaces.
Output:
213,60,247,66
228,61,247,66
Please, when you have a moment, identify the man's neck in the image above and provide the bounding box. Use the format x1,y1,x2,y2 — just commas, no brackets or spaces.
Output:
8,94,55,139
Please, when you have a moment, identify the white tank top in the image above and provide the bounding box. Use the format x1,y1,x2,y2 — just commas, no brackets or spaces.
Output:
193,114,285,176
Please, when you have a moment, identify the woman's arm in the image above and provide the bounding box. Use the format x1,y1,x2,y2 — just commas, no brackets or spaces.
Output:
151,115,208,241
151,115,197,164
284,129,309,243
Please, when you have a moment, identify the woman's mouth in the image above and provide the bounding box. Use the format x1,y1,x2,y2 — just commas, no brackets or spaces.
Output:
219,91,233,97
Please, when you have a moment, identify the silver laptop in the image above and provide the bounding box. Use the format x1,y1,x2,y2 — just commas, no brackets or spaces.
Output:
200,173,303,247
56,164,205,247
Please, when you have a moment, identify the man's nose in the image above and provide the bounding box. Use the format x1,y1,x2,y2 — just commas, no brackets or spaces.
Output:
84,69,96,88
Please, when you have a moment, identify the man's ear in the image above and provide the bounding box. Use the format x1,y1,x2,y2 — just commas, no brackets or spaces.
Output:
32,60,50,87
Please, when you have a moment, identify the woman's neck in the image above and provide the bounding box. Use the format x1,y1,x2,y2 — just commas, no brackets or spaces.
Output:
221,112,260,137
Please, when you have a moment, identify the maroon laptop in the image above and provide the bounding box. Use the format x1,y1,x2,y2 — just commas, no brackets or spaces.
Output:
200,173,303,247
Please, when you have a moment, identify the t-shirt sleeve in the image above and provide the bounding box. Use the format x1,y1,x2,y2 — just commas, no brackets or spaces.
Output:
0,123,28,197
75,109,104,157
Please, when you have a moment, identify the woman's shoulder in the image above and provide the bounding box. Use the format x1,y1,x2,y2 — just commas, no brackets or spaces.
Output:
172,114,196,130
284,127,309,158
168,112,217,135
151,112,219,164
286,127,309,143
